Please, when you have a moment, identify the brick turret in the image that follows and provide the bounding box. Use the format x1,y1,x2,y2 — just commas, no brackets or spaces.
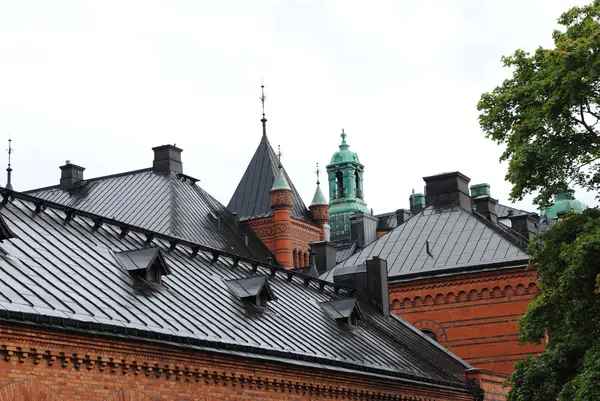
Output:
270,166,294,268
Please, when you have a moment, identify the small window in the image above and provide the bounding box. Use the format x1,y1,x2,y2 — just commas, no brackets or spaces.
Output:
422,329,438,342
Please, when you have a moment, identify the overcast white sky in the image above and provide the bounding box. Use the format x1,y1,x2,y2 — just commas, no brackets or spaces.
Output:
0,0,595,215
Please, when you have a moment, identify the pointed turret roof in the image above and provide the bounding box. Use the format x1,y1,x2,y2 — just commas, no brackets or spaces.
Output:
310,184,328,206
228,134,313,222
271,166,291,191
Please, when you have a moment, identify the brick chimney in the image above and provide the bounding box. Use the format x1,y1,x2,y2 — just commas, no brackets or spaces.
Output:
59,162,85,190
152,145,183,174
423,172,471,210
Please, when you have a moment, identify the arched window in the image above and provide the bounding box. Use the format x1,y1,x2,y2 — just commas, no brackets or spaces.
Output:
422,329,438,342
304,252,309,267
293,249,298,267
336,170,344,198
355,171,361,198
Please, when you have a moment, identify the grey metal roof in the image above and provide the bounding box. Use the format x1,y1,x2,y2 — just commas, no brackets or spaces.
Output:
0,192,471,388
227,134,314,222
334,205,529,280
24,169,270,260
336,242,358,263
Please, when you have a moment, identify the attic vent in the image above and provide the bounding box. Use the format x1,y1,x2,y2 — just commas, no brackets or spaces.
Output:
115,247,171,284
320,298,364,327
224,275,276,308
0,215,16,241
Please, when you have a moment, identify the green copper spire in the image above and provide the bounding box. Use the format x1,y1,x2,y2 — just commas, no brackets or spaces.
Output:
310,163,328,206
541,189,588,219
330,129,361,164
271,145,291,191
326,129,369,244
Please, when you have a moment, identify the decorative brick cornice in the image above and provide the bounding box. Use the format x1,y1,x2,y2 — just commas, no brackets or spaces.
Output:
0,326,472,401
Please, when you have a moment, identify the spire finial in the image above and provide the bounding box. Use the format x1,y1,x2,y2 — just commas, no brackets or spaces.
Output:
260,81,267,137
5,133,13,190
316,162,320,185
277,144,282,168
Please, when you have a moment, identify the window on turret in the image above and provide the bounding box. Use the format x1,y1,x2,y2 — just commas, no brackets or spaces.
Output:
336,171,344,199
355,171,361,199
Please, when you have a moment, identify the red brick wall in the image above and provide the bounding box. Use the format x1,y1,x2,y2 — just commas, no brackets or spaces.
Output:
0,324,475,401
466,369,509,401
389,267,543,374
248,217,322,268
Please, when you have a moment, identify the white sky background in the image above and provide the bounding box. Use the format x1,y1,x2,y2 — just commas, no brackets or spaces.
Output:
0,0,596,214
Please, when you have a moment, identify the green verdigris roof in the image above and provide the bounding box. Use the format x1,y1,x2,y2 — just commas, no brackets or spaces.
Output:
329,130,361,165
271,167,291,191
541,190,588,219
310,184,328,206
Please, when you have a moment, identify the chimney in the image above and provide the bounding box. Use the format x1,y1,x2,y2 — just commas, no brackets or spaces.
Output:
59,162,85,190
332,256,390,316
310,240,337,275
349,212,378,247
409,192,425,214
395,209,409,226
423,171,471,210
152,145,183,174
473,196,498,223
509,213,539,242
323,223,331,242
470,183,490,198
366,256,389,316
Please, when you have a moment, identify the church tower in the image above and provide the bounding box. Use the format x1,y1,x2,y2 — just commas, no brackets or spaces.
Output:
326,130,370,245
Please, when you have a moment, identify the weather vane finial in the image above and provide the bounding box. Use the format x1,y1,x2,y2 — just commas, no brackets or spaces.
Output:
316,162,320,185
277,145,282,168
260,81,267,137
5,133,13,190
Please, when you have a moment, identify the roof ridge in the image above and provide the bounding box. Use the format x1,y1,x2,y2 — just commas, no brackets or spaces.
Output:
469,207,530,252
23,167,154,194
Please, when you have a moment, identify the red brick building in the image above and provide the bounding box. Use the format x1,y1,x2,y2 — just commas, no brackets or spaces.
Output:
227,123,327,269
323,172,543,376
0,188,488,400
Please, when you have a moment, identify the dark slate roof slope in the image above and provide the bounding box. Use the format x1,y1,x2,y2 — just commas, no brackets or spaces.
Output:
24,169,269,260
334,205,528,280
0,192,471,389
227,134,314,222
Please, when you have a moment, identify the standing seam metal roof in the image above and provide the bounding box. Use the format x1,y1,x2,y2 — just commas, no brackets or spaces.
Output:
24,169,268,260
332,205,529,280
227,134,314,222
0,191,471,389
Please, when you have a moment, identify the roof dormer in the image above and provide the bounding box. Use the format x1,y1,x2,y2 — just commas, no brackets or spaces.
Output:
320,298,364,327
115,247,171,284
225,275,277,309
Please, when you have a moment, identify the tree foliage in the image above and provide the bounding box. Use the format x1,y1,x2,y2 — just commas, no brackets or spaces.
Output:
506,208,600,401
478,1,600,207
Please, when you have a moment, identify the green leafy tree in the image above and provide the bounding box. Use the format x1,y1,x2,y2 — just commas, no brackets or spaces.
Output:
478,1,600,207
507,208,600,400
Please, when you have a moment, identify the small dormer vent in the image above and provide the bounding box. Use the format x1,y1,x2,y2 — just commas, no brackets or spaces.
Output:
115,247,171,284
224,275,276,308
320,298,364,327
